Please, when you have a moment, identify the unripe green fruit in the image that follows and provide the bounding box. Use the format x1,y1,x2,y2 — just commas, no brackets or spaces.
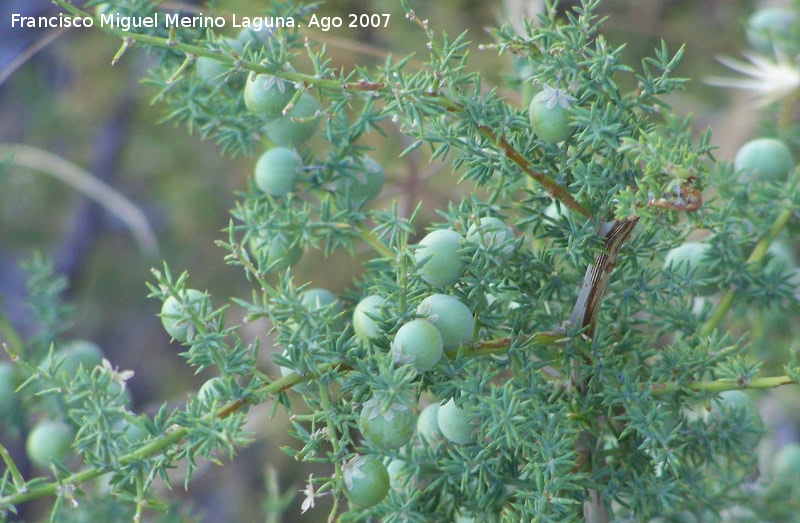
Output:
244,71,297,119
123,420,149,444
663,242,718,296
437,398,475,444
544,201,571,221
198,377,226,404
466,216,515,261
248,232,303,272
416,402,441,443
300,287,340,312
359,399,415,449
414,229,465,287
392,319,444,372
196,38,245,87
300,288,344,327
262,93,320,147
353,295,386,343
771,442,800,483
26,419,74,468
746,8,797,53
529,90,572,143
386,458,409,491
734,138,794,183
418,294,474,350
160,289,210,342
94,4,111,16
343,455,390,507
278,349,313,393
43,339,105,378
707,390,763,451
335,158,385,208
236,26,274,47
254,147,302,196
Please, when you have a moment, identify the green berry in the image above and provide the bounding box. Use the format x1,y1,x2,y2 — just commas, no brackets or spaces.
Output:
392,319,444,372
300,287,341,312
353,295,386,343
248,231,303,272
300,288,344,326
414,229,465,287
386,458,410,491
236,26,275,48
771,442,800,483
438,398,475,444
416,402,441,443
359,396,415,449
528,87,574,143
198,377,226,404
254,147,302,196
734,138,794,183
343,455,390,507
663,242,718,297
160,289,211,342
196,38,245,87
335,158,385,208
244,71,297,119
262,93,320,147
43,339,105,378
418,294,474,350
746,8,797,53
466,216,515,261
708,390,763,451
26,419,74,468
278,349,313,393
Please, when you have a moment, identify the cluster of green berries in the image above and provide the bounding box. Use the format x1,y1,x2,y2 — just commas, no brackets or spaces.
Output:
1,339,137,470
662,136,795,298
341,220,518,508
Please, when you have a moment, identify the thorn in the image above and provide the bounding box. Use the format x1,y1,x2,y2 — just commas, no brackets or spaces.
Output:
111,37,133,66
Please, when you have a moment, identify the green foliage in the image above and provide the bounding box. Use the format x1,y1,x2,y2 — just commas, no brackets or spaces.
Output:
3,0,800,522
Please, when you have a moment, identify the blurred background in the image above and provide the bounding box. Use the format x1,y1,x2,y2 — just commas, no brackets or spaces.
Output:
0,0,787,521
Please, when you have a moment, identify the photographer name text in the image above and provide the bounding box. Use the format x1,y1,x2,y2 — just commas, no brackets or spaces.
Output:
10,12,391,32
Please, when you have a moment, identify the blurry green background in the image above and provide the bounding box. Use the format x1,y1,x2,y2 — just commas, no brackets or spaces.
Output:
0,0,787,521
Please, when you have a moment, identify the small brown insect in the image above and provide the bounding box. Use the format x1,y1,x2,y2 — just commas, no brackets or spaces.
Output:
649,184,702,212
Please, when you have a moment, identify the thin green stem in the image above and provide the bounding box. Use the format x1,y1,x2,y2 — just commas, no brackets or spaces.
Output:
53,0,586,224
651,374,797,396
51,1,384,92
434,97,591,219
0,444,25,490
357,225,395,258
700,207,794,337
317,381,341,456
0,311,25,360
317,381,342,523
3,323,790,509
217,240,283,301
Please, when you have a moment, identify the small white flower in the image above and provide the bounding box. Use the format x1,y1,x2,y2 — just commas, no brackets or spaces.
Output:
362,394,409,422
705,51,800,106
424,313,440,325
417,302,440,325
391,340,416,366
539,84,577,110
100,359,134,392
300,474,316,513
343,456,368,491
